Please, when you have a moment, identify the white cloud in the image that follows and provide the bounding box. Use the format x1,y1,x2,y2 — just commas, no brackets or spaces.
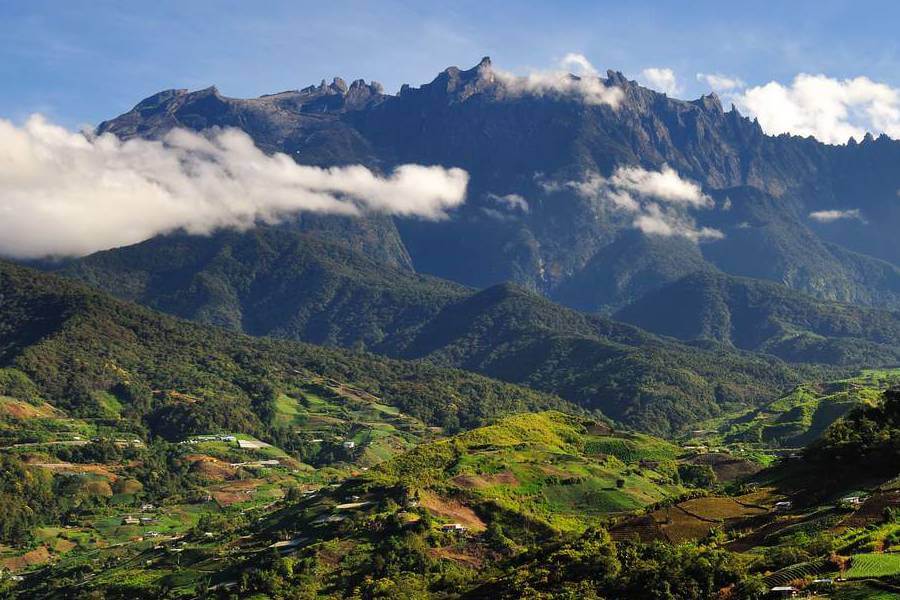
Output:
808,209,866,223
608,165,712,208
735,74,900,144
560,53,598,77
640,68,682,96
0,115,470,258
696,73,746,92
633,203,724,242
487,192,529,213
542,165,722,242
495,53,624,107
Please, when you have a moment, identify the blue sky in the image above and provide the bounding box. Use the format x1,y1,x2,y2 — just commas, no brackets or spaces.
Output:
3,0,900,128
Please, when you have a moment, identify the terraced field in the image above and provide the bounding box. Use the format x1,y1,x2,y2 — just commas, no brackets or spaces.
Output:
274,380,435,468
762,558,830,587
845,553,900,579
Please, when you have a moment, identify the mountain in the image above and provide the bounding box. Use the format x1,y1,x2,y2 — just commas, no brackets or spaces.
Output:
0,258,570,437
61,227,468,346
59,231,822,436
94,58,900,312
616,271,900,365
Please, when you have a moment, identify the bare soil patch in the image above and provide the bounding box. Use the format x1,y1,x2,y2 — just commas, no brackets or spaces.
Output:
211,479,264,506
428,546,484,568
1,546,51,571
452,470,518,489
420,492,486,532
689,453,762,482
187,454,238,481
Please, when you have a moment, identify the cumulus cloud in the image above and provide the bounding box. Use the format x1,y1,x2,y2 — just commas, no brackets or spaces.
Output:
541,165,722,242
735,74,900,144
487,192,529,213
640,68,682,96
0,115,469,258
696,72,746,92
808,209,866,223
495,53,624,107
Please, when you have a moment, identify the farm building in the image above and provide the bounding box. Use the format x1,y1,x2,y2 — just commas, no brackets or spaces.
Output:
840,495,865,507
440,523,468,533
773,501,793,512
769,586,797,597
122,516,139,525
342,441,356,449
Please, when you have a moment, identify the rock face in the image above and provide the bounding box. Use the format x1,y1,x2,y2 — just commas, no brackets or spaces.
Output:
95,58,900,311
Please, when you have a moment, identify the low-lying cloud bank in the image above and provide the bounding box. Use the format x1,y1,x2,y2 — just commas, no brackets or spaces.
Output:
542,165,723,242
0,116,469,258
495,53,624,107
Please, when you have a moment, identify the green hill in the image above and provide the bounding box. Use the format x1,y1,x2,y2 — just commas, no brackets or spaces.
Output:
616,271,900,365
690,369,900,448
372,411,683,530
60,227,468,346
393,282,819,435
807,387,900,475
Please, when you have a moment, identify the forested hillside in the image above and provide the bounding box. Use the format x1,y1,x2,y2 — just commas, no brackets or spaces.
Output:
616,271,900,365
0,259,570,438
59,234,825,435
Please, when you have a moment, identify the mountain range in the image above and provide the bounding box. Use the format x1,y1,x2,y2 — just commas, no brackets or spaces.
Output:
92,57,900,314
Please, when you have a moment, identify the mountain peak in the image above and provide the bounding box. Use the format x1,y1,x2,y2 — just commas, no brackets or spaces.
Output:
605,70,629,87
693,93,723,113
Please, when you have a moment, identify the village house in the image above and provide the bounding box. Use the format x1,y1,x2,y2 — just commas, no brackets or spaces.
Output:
840,495,866,508
773,501,793,512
